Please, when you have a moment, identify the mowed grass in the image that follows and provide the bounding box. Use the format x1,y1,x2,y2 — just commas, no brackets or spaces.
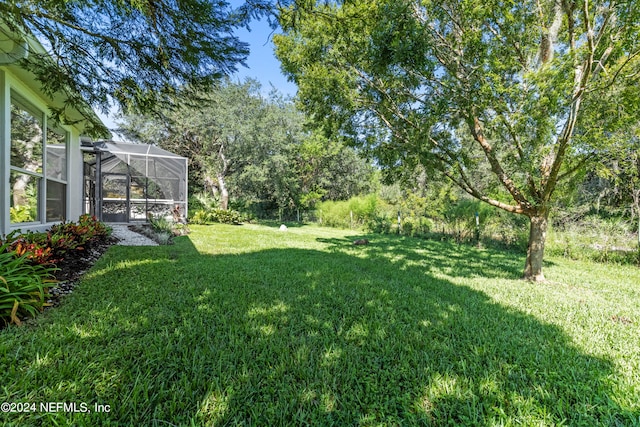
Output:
1,223,639,426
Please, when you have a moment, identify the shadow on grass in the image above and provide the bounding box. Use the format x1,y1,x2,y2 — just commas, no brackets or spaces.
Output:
318,233,530,279
0,234,635,426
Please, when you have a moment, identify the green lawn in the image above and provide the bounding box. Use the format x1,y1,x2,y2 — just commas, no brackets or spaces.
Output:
1,223,639,426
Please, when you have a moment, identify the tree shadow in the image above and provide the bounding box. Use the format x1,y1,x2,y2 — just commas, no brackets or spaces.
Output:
0,235,635,426
318,233,529,279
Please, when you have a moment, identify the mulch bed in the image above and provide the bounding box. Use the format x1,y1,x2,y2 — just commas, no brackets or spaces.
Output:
46,236,119,308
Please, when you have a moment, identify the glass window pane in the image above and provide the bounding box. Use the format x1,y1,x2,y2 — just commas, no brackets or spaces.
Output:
11,101,43,173
46,180,66,222
46,127,67,181
10,171,40,223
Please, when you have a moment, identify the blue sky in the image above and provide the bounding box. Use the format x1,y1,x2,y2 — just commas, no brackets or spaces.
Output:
231,17,297,97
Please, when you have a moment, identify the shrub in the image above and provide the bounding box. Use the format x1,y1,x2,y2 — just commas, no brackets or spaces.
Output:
366,213,393,234
546,215,638,264
76,214,111,240
46,229,81,260
318,195,380,229
49,214,111,253
154,232,173,245
1,215,112,267
317,200,351,228
4,231,59,266
0,243,55,326
148,214,174,234
190,209,243,225
401,216,433,237
0,215,112,325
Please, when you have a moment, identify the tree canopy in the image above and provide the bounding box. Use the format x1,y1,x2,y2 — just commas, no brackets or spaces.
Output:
274,0,640,280
118,78,375,218
0,0,269,135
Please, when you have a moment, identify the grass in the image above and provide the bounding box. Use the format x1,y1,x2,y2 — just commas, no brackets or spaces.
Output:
1,223,639,426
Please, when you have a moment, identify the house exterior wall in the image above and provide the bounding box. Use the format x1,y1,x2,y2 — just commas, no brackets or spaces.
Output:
0,69,9,236
0,66,85,237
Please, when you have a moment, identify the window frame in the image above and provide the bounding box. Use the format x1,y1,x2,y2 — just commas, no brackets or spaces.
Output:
9,91,70,226
45,125,69,222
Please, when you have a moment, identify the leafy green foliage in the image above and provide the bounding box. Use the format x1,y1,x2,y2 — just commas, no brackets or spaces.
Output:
5,231,58,266
45,214,111,260
9,205,35,223
274,0,640,280
0,215,111,325
0,0,262,135
144,214,191,244
188,192,218,214
317,194,379,229
547,216,639,264
147,214,174,235
119,79,376,219
191,208,243,225
0,243,54,326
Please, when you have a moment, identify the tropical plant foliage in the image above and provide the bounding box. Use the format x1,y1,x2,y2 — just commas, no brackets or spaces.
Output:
0,215,111,325
0,244,54,326
190,208,245,225
3,214,111,266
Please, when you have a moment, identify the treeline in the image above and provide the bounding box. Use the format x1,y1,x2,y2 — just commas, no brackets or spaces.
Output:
118,78,375,221
119,79,639,263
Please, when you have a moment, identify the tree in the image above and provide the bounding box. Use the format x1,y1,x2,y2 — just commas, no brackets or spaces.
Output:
230,87,307,216
274,0,640,280
562,52,640,244
119,79,277,210
0,0,266,136
119,78,376,218
296,132,376,209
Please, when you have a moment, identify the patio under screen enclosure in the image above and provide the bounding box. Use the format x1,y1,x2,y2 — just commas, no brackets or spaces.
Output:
82,141,188,223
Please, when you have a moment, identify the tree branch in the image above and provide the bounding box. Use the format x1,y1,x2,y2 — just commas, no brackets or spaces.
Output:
468,114,532,210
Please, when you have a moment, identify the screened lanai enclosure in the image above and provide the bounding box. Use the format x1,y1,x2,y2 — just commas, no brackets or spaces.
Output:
82,141,188,223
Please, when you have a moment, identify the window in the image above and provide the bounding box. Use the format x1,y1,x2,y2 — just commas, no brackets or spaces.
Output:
9,94,69,225
10,98,43,224
46,180,66,221
45,127,68,221
9,171,40,223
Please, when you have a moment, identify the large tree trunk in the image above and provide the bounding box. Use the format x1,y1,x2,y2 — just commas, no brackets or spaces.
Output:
523,212,549,282
217,174,229,210
12,175,30,206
